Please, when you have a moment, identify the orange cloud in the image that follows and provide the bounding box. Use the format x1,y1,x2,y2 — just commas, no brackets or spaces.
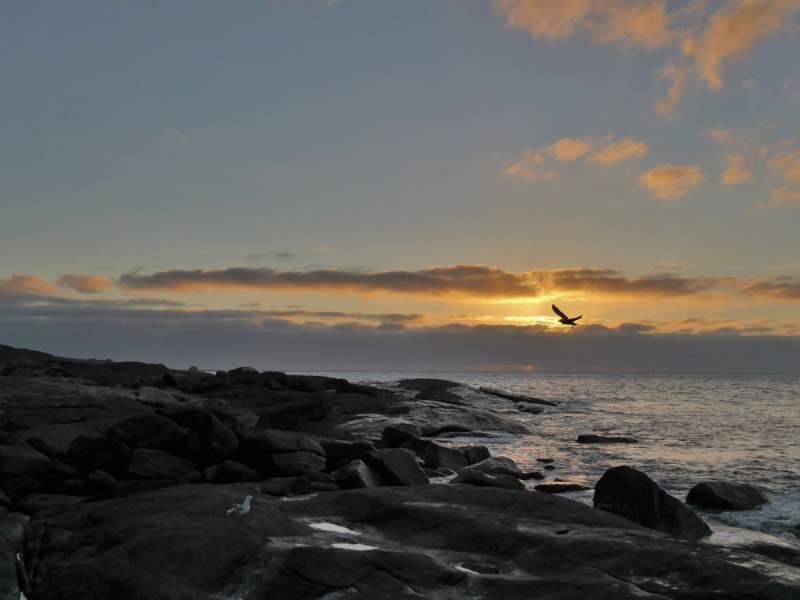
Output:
638,164,704,199
502,150,555,180
762,185,800,207
689,0,800,92
720,154,756,184
710,129,732,145
0,273,54,297
741,278,800,299
586,135,649,165
654,62,689,117
56,272,112,294
539,137,595,162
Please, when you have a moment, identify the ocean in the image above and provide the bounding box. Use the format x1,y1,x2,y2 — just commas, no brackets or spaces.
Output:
301,371,800,550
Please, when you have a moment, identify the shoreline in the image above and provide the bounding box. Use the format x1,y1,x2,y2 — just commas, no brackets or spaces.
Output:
1,343,798,598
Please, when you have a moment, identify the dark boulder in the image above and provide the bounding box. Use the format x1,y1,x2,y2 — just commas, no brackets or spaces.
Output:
260,476,313,497
214,460,263,484
0,445,53,480
321,440,376,472
334,459,381,490
17,493,86,514
183,411,239,467
107,413,188,454
459,445,491,465
577,434,638,444
451,469,525,491
400,439,468,472
65,436,132,476
534,483,589,494
238,429,325,472
0,478,45,504
380,425,422,448
594,466,711,539
125,449,197,480
362,449,429,487
686,481,770,511
521,472,545,480
268,451,326,478
461,456,522,478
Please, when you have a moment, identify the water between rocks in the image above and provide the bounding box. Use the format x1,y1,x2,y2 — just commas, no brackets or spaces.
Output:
300,371,800,550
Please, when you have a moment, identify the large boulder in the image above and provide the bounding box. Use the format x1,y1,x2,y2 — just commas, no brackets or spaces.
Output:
334,459,382,490
321,440,376,472
136,387,181,408
451,469,525,491
362,449,429,487
686,481,770,511
0,445,52,480
461,456,522,478
183,412,239,467
65,436,132,476
399,439,468,472
268,451,326,478
238,430,325,474
107,413,188,454
459,445,491,465
594,466,711,540
125,449,197,480
380,425,422,448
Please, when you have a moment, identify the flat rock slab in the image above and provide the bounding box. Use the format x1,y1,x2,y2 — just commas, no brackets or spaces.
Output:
23,484,800,600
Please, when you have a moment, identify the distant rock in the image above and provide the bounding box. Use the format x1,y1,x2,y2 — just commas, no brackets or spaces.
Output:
686,481,770,511
451,469,525,491
534,483,589,494
577,434,638,444
479,387,557,406
594,466,711,540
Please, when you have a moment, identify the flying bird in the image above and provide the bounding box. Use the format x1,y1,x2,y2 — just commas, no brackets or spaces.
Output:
552,304,581,327
226,495,253,520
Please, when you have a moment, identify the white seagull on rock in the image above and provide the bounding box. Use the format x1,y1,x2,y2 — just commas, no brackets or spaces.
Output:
226,495,253,520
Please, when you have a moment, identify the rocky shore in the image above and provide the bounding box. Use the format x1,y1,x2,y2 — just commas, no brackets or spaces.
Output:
0,343,798,599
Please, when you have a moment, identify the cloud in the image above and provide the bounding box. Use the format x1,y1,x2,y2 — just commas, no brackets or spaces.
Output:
504,134,648,180
761,185,800,207
651,262,688,269
56,272,112,294
0,274,54,298
740,78,759,89
491,0,800,112
689,0,800,92
710,129,732,145
540,137,595,162
741,277,800,299
720,154,756,184
244,251,296,261
638,164,704,199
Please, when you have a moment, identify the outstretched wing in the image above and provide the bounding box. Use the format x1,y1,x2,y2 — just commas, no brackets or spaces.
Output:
551,304,568,320
573,315,582,322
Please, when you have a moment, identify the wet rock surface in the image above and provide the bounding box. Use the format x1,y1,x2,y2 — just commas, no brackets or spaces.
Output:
686,481,771,511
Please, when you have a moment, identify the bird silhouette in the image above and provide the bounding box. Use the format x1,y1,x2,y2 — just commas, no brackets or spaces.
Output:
552,305,581,327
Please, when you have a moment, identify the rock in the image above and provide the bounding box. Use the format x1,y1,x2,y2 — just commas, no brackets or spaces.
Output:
0,535,18,600
260,476,313,497
534,483,589,494
577,434,638,444
519,406,545,414
380,425,422,448
22,482,800,600
424,468,442,478
156,404,204,426
334,460,382,490
125,449,197,480
107,413,188,454
459,445,491,465
321,440,376,472
536,458,554,464
686,481,771,511
521,472,545,480
451,469,525,491
0,445,52,480
214,460,263,484
0,479,45,504
184,411,239,467
238,429,325,472
0,513,29,551
594,466,711,540
17,493,86,514
362,449,429,487
65,436,132,476
268,451,327,478
399,439,469,472
86,471,118,497
544,465,556,470
462,456,523,478
136,387,181,408
479,387,557,406
117,479,177,498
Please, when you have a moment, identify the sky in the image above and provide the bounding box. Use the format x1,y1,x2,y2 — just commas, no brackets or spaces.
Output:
2,0,800,372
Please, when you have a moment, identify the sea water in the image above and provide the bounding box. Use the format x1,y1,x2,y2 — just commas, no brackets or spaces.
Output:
300,371,800,548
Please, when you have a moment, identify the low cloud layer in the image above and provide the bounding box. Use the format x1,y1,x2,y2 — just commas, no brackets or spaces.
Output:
56,272,112,294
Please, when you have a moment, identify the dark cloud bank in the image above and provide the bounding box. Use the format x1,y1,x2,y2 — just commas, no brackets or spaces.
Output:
1,305,798,373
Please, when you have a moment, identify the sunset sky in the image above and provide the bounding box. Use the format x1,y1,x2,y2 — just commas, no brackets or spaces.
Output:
2,0,800,371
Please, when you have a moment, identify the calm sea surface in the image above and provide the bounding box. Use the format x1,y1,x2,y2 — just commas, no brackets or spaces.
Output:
300,372,800,547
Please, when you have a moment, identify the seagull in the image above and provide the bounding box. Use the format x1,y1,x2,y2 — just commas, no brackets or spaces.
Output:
552,304,581,327
226,495,253,520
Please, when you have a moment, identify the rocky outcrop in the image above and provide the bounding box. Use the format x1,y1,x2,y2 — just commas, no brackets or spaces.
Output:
461,456,523,478
361,449,429,487
577,434,638,444
479,387,558,406
686,481,771,511
594,466,711,539
451,469,525,490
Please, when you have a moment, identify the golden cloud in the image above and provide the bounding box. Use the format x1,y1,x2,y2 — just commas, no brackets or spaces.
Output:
502,150,555,180
720,154,756,184
0,274,55,297
762,185,800,207
586,135,649,165
56,272,112,294
539,136,595,162
638,164,704,199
